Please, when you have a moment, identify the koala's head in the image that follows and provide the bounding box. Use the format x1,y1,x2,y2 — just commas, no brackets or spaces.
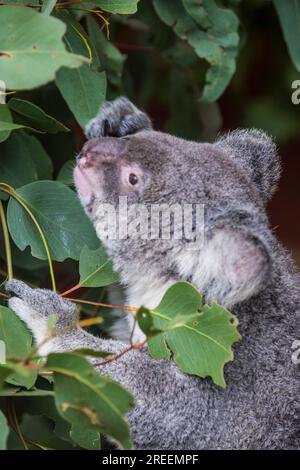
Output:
74,128,280,307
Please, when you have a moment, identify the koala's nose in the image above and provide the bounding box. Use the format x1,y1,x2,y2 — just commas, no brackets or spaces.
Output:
78,137,128,167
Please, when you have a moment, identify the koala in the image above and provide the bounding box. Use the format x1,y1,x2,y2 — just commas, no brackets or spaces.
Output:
6,97,299,449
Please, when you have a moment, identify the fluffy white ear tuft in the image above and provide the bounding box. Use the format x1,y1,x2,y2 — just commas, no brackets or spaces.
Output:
195,228,269,307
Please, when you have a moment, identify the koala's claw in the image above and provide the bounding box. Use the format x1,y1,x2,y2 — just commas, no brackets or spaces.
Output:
6,279,75,316
85,96,152,139
6,279,33,300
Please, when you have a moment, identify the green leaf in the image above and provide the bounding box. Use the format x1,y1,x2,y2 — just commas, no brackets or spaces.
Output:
41,0,57,16
154,0,239,102
46,352,134,449
0,6,87,90
1,0,40,3
0,386,54,397
0,133,38,200
17,414,76,450
0,104,13,143
71,348,112,358
87,16,126,88
8,98,69,133
57,160,75,186
56,66,106,128
136,307,163,339
10,388,54,397
70,424,100,450
0,230,48,271
0,362,37,389
7,181,99,261
273,0,300,71
0,306,37,388
79,245,119,288
0,120,42,134
0,410,9,450
55,15,107,128
0,104,43,138
143,282,241,388
93,0,140,14
0,365,14,388
20,133,53,180
0,306,32,359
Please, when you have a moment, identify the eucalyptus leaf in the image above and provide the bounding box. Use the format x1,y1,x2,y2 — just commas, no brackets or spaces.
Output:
154,0,239,102
0,6,87,90
0,410,9,450
0,120,42,137
0,133,38,201
0,306,37,388
140,282,241,388
7,181,99,261
21,133,53,180
93,0,140,14
0,306,33,359
41,0,57,16
0,104,13,143
273,0,300,71
55,15,107,128
70,424,100,450
87,16,126,89
79,245,119,288
46,352,134,449
57,160,75,186
8,98,69,133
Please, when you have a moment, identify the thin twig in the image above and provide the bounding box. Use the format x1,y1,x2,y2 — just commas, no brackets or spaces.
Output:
60,283,81,297
66,296,138,312
129,314,138,346
0,291,10,299
0,201,13,280
93,339,147,367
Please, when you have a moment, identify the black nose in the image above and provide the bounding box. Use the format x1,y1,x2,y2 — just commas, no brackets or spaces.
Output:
78,137,128,163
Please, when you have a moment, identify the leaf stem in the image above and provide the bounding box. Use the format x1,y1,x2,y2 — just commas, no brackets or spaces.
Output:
93,339,147,367
60,283,81,297
0,183,56,291
0,200,13,280
66,296,138,312
0,291,9,299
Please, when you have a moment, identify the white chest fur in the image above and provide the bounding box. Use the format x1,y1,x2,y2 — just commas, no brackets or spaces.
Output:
110,272,176,343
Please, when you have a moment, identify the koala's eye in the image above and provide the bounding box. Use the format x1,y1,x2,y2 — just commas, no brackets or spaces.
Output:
129,173,139,186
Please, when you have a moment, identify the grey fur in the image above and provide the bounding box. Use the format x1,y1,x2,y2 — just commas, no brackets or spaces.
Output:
85,97,152,139
216,129,281,203
6,98,300,450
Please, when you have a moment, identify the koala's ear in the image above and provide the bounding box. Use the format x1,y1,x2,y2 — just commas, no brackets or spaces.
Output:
188,223,271,308
215,129,281,203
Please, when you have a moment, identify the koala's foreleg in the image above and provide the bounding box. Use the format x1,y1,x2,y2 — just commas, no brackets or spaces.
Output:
5,280,197,450
6,280,126,357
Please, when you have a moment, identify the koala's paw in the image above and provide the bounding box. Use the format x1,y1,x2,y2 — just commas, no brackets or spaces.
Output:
6,280,79,354
85,97,152,139
6,280,76,321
